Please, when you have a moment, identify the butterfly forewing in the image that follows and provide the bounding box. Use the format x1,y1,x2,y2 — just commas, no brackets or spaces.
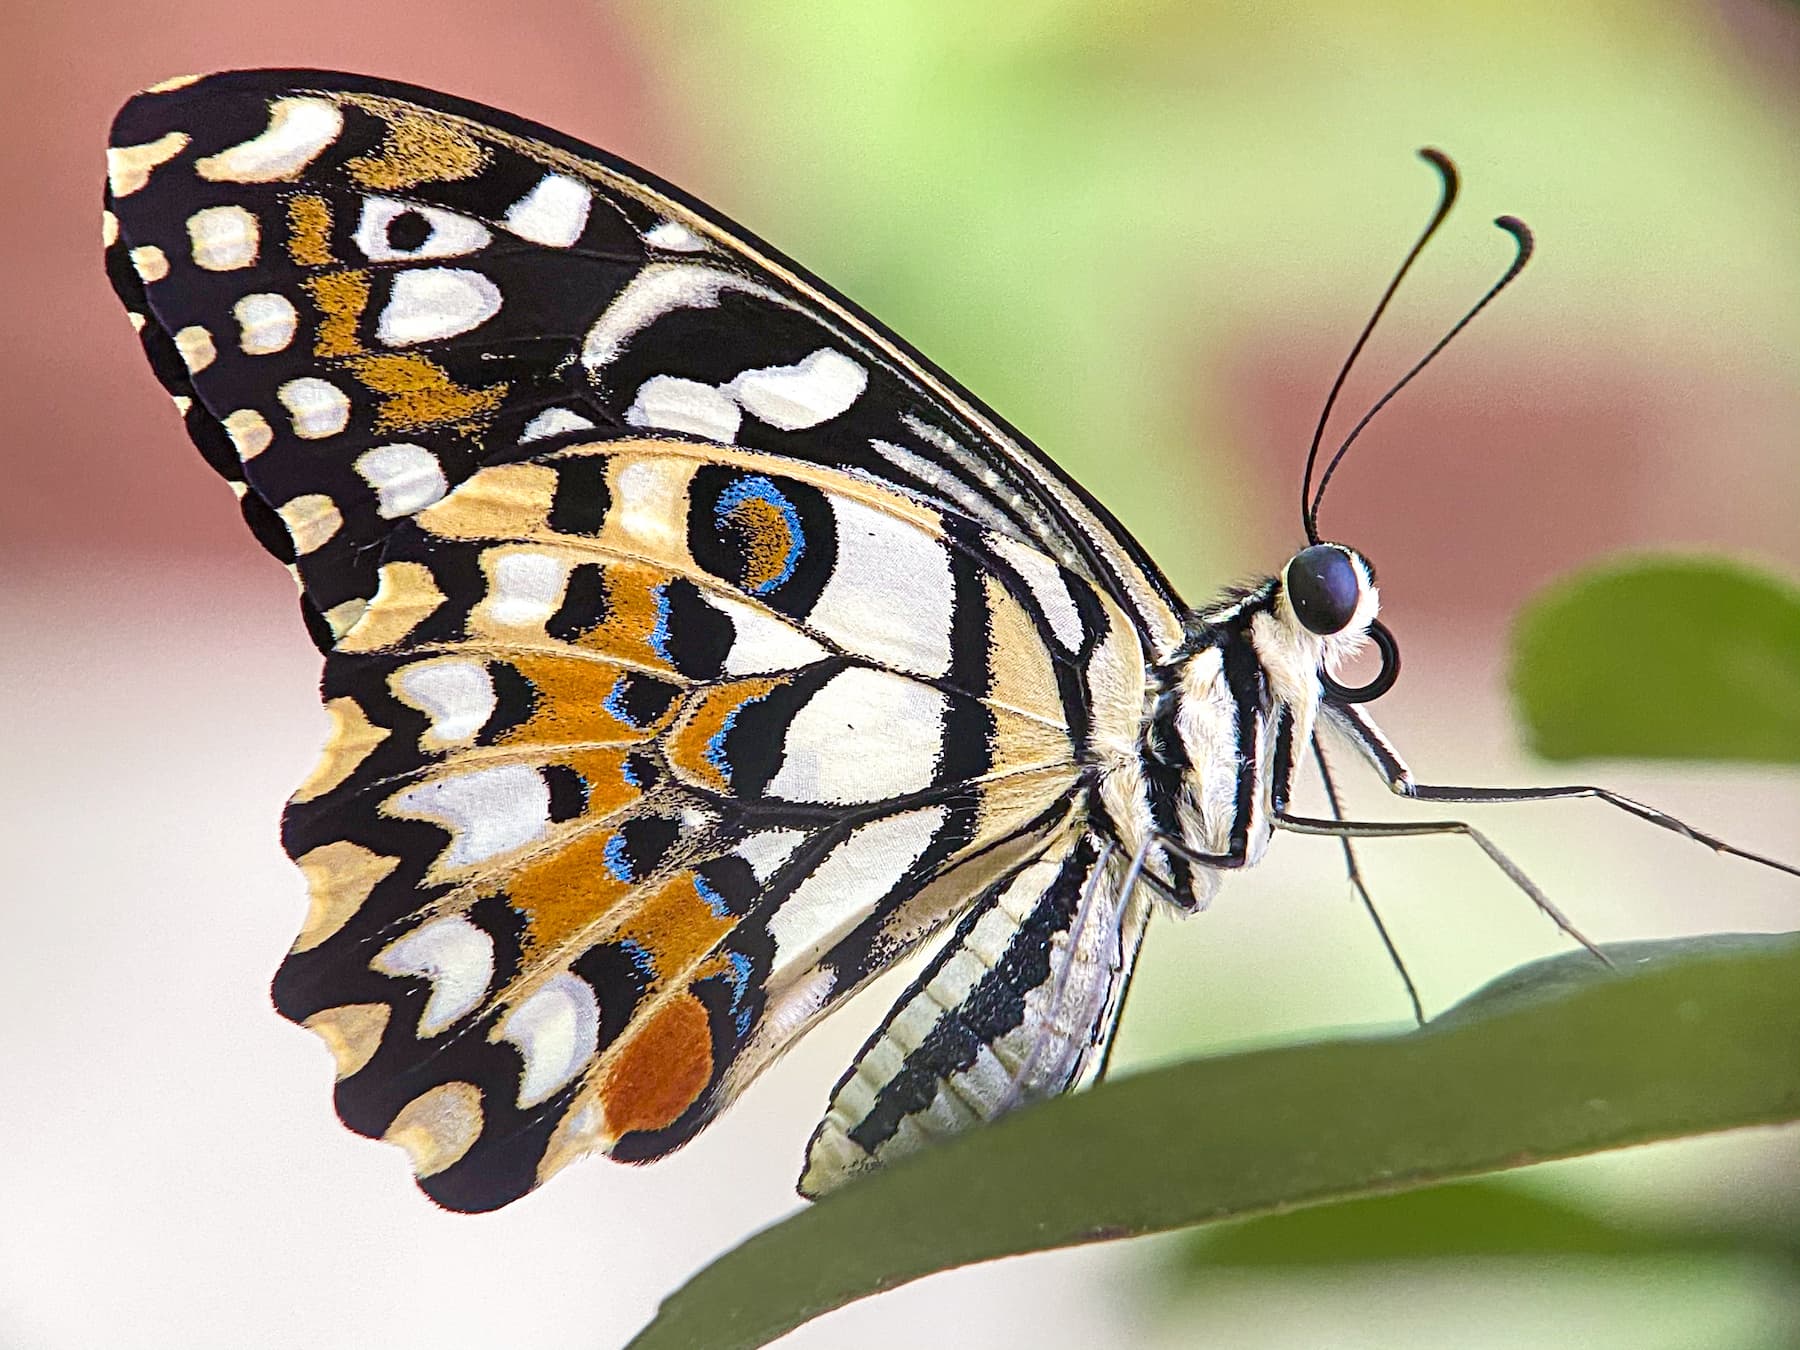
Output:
105,70,1184,651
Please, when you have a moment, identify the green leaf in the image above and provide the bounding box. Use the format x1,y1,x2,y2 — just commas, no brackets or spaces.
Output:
627,932,1800,1350
1510,557,1800,764
1166,1176,1800,1271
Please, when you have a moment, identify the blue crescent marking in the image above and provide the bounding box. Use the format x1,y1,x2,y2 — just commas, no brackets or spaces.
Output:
648,583,674,664
715,474,804,594
603,831,635,883
617,937,657,979
694,872,734,919
602,673,637,726
721,950,755,1035
703,703,746,784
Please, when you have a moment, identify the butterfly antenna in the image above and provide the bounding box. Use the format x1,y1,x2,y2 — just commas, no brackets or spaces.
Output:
1301,148,1460,545
1309,214,1534,534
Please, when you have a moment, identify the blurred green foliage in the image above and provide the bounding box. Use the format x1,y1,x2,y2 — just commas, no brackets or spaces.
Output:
1512,558,1800,765
627,0,1800,603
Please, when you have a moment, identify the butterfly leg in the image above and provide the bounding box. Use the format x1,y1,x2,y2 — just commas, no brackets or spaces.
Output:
1323,699,1800,880
1403,783,1800,879
1313,741,1426,1026
1274,809,1609,964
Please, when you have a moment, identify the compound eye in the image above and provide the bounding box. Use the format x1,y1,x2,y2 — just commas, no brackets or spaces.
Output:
1285,544,1363,635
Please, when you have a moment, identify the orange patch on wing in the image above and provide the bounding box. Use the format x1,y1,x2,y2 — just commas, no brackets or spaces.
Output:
344,351,506,438
613,874,736,979
724,493,797,592
571,561,675,669
559,746,646,820
286,193,333,266
504,824,633,954
664,677,783,793
600,992,714,1138
499,655,662,748
344,104,487,190
303,268,370,357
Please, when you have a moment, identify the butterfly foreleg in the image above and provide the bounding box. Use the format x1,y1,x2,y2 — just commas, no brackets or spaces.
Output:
1323,699,1800,881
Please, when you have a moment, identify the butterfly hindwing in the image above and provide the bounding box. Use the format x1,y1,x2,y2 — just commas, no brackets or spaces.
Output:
272,436,1144,1209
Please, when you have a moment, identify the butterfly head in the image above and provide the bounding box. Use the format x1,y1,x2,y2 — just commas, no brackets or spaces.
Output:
1277,542,1398,704
1282,149,1532,707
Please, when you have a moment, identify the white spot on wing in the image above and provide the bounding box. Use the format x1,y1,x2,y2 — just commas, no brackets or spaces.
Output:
173,325,215,373
498,974,601,1107
355,442,448,517
393,658,496,748
233,292,298,355
769,808,945,976
222,408,272,459
278,377,351,439
701,592,829,674
765,667,946,805
373,915,495,1036
868,437,1017,532
808,496,954,677
129,245,169,283
195,97,343,182
503,174,592,247
725,348,867,431
376,268,502,346
625,375,742,442
581,263,780,371
483,550,568,628
186,204,260,270
644,220,707,252
609,458,691,557
107,131,190,197
389,763,552,868
734,828,808,882
520,407,597,443
354,197,491,262
276,493,343,555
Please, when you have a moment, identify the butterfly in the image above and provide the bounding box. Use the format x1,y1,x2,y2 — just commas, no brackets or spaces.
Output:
104,70,1799,1213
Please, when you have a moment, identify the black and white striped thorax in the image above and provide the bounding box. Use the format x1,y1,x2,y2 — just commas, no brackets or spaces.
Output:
800,548,1384,1192
1115,550,1381,912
